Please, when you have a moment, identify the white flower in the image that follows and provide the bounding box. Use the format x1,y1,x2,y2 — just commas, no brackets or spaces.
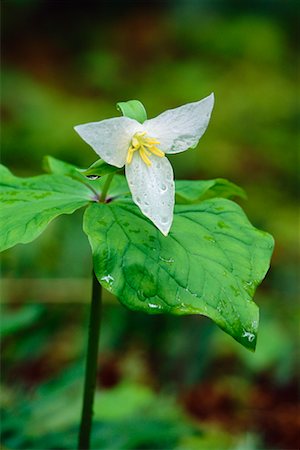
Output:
74,94,214,235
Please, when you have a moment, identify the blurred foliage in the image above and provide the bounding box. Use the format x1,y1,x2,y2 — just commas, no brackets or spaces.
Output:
1,362,251,449
1,1,299,449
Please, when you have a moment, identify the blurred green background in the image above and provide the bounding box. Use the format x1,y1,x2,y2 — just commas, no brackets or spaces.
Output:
1,1,299,449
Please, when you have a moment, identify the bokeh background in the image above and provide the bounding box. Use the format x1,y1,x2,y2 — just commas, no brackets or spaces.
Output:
1,1,299,449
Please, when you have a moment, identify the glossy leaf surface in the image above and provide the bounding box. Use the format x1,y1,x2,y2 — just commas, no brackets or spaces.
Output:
84,199,274,350
0,165,94,251
80,159,120,177
175,178,246,204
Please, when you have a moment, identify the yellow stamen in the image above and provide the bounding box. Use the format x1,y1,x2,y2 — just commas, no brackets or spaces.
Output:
148,146,165,157
131,137,140,148
126,148,134,164
141,145,151,156
146,138,160,145
126,132,165,166
139,147,152,166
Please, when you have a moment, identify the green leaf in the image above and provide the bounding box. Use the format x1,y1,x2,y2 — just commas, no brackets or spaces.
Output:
45,156,130,199
43,155,84,178
116,99,147,123
44,155,103,186
175,178,246,204
45,154,119,180
0,164,96,251
80,159,120,177
84,199,274,350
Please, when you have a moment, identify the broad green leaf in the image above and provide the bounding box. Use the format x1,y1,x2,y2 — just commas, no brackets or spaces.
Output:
0,165,96,251
116,99,147,123
175,178,246,204
84,199,274,350
80,158,120,177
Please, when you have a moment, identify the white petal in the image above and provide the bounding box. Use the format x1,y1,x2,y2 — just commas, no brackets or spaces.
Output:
125,154,175,235
74,117,142,168
143,93,214,154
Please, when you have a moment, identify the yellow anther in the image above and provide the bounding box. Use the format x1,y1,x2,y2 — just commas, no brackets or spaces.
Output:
126,132,164,166
126,148,134,164
139,147,152,166
149,146,165,157
147,138,160,145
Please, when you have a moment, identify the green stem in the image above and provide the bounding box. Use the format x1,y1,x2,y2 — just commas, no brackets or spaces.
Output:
78,271,102,450
99,173,115,203
78,174,114,448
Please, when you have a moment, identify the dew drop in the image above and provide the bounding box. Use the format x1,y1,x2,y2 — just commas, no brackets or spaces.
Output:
148,303,162,310
101,274,114,285
86,175,100,180
159,256,174,263
204,235,216,243
242,330,255,342
161,216,168,224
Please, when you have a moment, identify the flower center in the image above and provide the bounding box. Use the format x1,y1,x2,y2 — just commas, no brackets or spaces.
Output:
126,132,165,166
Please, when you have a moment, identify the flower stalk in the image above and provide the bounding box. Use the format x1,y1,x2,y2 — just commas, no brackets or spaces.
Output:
78,271,102,450
99,173,115,203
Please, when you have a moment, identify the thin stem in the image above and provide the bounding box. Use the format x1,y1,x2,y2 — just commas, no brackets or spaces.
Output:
99,173,115,203
78,271,102,450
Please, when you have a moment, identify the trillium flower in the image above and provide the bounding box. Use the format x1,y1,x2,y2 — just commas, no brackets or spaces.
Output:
74,94,214,235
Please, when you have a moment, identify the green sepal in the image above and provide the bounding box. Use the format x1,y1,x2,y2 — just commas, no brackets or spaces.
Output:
116,100,147,123
80,159,120,178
